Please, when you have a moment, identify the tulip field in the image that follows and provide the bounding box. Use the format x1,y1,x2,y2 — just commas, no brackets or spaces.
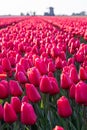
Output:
0,16,87,130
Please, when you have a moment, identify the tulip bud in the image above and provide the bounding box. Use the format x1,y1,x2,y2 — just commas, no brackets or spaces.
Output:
55,57,63,69
9,80,23,96
16,71,28,84
27,67,41,87
40,75,52,93
57,96,72,118
69,84,75,99
0,104,3,120
79,66,87,80
60,73,72,89
49,77,60,95
48,61,55,72
53,125,64,130
25,83,41,102
22,96,29,103
35,58,48,75
21,102,37,125
75,81,87,104
2,58,11,72
69,66,79,83
4,102,17,123
11,97,21,113
0,83,9,99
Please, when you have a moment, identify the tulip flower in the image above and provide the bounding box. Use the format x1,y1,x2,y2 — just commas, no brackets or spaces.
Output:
21,102,37,125
79,66,87,80
2,57,11,72
27,67,41,87
48,61,56,72
49,77,60,95
35,58,48,75
22,96,29,103
16,71,28,83
60,73,72,89
40,75,52,93
11,96,21,113
53,125,64,130
25,83,41,102
55,57,63,69
0,104,3,120
9,80,23,96
0,83,9,99
69,84,75,99
4,102,17,123
69,66,79,83
75,81,87,104
57,96,72,118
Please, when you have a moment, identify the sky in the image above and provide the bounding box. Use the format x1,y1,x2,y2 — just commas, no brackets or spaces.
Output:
0,0,87,15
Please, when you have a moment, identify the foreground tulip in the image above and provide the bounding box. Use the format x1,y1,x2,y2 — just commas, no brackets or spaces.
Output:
25,83,41,102
21,102,37,125
9,80,23,96
57,96,72,118
11,97,21,113
53,125,64,130
75,81,87,104
4,102,17,123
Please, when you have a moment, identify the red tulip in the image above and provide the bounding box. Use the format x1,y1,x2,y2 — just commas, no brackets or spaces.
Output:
1,80,9,95
35,58,48,75
40,75,52,93
25,83,41,102
22,96,29,103
0,83,9,99
69,84,75,99
16,71,28,83
69,66,79,83
27,67,41,87
4,102,17,123
60,73,72,89
53,125,64,130
0,104,3,120
48,61,55,72
55,57,63,69
21,102,37,125
79,66,87,80
2,57,11,71
49,77,60,95
57,96,72,118
75,81,87,104
9,80,23,96
11,97,21,113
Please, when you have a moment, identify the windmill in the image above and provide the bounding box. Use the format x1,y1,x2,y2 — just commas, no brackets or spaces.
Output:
44,7,55,16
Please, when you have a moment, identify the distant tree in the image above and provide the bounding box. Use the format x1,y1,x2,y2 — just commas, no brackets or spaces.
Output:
72,11,86,16
33,12,36,16
20,12,24,16
26,12,30,16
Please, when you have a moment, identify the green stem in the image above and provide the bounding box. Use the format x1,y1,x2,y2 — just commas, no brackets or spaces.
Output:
82,105,87,129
